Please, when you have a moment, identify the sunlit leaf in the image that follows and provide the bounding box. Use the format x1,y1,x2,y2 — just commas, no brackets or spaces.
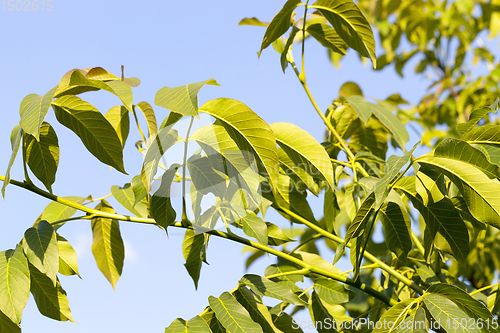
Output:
51,95,126,174
155,79,219,116
0,246,30,324
313,277,351,304
379,202,412,261
19,86,57,140
91,201,124,290
307,23,347,55
111,183,148,217
182,230,204,289
136,101,157,138
22,220,59,286
28,264,74,322
208,292,263,333
2,126,22,197
150,164,179,230
240,274,306,306
105,106,129,148
56,234,80,278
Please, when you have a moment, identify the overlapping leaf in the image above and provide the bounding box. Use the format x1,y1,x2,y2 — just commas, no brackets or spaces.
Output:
105,106,129,148
19,86,57,140
208,292,263,333
182,230,204,289
311,0,376,66
23,122,59,192
150,164,179,230
111,184,147,217
2,126,22,197
240,274,306,305
56,234,79,278
28,264,74,322
51,95,126,174
307,23,347,55
136,101,157,138
165,316,210,333
22,220,59,286
379,202,412,260
199,98,279,191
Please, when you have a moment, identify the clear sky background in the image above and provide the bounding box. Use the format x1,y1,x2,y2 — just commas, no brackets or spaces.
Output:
0,1,449,332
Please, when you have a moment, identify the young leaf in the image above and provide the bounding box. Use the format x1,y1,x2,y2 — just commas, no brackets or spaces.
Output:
379,202,412,261
22,220,59,286
91,201,125,290
313,278,351,305
208,292,263,333
311,0,377,67
239,274,306,306
28,264,74,322
200,307,227,333
307,23,347,55
19,86,57,140
135,101,157,138
2,125,22,197
51,95,126,174
239,17,268,27
182,230,204,289
105,106,130,148
346,95,373,124
240,213,268,246
259,0,302,55
150,164,179,230
0,246,30,324
457,99,499,135
233,287,284,333
56,234,80,278
23,122,59,192
308,291,336,333
199,98,279,192
165,316,210,333
155,79,219,116
271,122,334,189
111,184,147,217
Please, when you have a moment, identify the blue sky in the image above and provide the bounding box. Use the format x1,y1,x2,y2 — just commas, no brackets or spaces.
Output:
0,1,441,332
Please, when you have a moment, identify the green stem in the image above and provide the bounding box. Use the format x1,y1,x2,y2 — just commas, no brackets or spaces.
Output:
287,233,321,254
132,105,148,143
277,206,425,295
265,268,311,280
470,283,499,296
0,174,396,306
410,231,425,256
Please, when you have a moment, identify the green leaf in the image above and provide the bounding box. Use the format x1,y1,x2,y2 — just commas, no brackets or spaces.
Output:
165,316,211,333
28,264,74,322
307,23,347,55
346,95,373,124
200,308,227,333
22,220,59,286
111,183,147,217
370,104,409,148
2,125,22,197
155,79,219,116
56,234,80,278
308,291,337,333
91,201,124,290
0,246,30,324
182,230,204,289
271,122,334,189
457,99,499,135
200,98,279,191
55,69,133,112
427,283,497,327
239,274,306,306
374,144,418,206
394,307,427,333
150,164,179,230
272,174,317,224
105,106,130,148
51,95,126,174
23,122,59,192
424,293,482,333
19,86,57,140
379,202,412,261
311,0,376,67
372,298,415,333
278,147,319,195
240,213,268,246
418,154,500,229
314,277,351,304
434,138,500,179
39,196,85,224
233,287,284,333
136,101,158,138
208,292,263,333
266,223,295,246
344,192,376,242
280,26,300,73
463,125,500,146
239,17,268,27
141,128,182,193
259,0,302,55
265,264,303,284
394,177,470,264
0,310,21,333
131,175,147,206
272,312,304,332
187,155,227,198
